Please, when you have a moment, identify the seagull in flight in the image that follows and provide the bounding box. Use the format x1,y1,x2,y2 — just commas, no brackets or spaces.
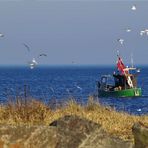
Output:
75,85,82,90
0,33,4,37
66,88,70,94
136,69,140,73
49,86,55,93
145,29,148,35
137,109,141,112
140,29,148,36
117,38,124,45
126,28,131,32
140,30,145,36
38,53,47,57
28,58,38,69
131,5,136,11
22,43,31,52
22,44,47,68
29,64,35,69
32,58,38,64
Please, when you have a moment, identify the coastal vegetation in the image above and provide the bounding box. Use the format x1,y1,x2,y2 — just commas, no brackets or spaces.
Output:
0,96,147,141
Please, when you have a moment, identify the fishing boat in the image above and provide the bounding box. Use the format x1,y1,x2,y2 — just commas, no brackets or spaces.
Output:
97,55,142,97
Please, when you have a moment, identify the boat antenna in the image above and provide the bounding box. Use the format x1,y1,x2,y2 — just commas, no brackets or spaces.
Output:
131,53,134,68
117,49,120,58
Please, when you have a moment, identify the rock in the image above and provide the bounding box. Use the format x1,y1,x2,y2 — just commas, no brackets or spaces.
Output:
0,115,133,148
49,115,102,148
49,115,133,148
132,122,148,148
0,125,58,148
50,115,101,134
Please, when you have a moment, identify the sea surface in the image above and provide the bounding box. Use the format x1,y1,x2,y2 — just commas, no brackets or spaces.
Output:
0,66,147,115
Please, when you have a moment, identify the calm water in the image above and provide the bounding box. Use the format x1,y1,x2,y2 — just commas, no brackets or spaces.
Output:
0,66,147,115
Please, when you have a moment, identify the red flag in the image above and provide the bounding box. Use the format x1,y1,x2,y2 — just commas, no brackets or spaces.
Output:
117,57,126,74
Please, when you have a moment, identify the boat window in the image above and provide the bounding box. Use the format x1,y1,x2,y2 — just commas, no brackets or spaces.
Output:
101,77,107,83
107,77,114,85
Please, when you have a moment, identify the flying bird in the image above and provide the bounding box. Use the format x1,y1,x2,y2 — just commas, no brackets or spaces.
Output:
29,63,35,69
38,53,47,57
137,109,141,112
75,85,82,90
28,58,38,69
140,29,148,36
131,5,136,11
22,44,47,68
32,58,38,64
117,38,124,45
22,43,31,52
66,88,70,94
144,29,148,35
140,30,145,36
126,28,131,32
0,33,4,37
49,86,55,93
136,69,140,73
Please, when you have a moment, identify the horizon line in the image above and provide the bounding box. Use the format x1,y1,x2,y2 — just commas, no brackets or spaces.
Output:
0,64,147,68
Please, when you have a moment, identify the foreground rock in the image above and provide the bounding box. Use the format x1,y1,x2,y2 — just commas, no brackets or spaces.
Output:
0,125,58,148
0,115,134,148
132,122,148,148
49,115,133,148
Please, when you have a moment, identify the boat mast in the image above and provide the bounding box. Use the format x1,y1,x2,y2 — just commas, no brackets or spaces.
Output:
131,53,134,68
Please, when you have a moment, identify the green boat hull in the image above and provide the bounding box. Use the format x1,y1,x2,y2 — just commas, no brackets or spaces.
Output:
98,88,142,97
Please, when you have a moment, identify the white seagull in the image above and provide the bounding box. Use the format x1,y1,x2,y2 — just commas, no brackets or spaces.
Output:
136,69,140,73
144,29,148,35
29,58,38,69
30,64,34,69
131,5,136,11
0,33,4,37
140,30,145,36
137,109,141,112
140,29,148,36
76,85,82,90
66,88,70,94
117,38,124,45
32,58,38,64
126,28,131,32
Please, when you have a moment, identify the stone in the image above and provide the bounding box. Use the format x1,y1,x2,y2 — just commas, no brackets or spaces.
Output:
49,115,102,148
49,115,133,148
132,122,148,148
0,115,133,148
0,125,58,148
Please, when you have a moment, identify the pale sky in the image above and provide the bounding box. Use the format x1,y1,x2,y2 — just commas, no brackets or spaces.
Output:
0,0,148,66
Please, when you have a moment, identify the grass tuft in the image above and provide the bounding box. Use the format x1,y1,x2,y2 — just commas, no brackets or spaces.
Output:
0,96,147,141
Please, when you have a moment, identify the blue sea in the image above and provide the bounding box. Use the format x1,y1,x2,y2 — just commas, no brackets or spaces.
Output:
0,66,147,115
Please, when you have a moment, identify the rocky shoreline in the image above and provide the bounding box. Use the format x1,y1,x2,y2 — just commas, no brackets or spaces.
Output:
0,115,147,148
